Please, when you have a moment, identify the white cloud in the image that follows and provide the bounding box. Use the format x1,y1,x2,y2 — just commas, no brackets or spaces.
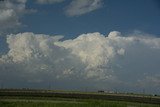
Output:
0,9,15,21
0,31,160,93
65,0,103,16
15,0,27,3
0,0,28,35
117,48,125,55
36,0,65,4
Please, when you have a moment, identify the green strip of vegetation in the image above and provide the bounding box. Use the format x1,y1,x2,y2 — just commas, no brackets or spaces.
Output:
0,98,160,107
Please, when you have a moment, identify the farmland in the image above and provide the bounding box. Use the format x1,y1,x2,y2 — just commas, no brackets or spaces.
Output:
0,89,160,107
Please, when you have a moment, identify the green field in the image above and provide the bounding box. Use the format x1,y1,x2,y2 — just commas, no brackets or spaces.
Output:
0,98,160,107
0,89,160,107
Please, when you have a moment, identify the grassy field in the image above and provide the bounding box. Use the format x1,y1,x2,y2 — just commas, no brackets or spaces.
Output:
0,98,160,107
0,89,160,107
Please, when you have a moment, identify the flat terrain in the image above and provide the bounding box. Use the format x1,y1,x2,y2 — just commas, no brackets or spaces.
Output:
0,89,160,107
0,97,160,107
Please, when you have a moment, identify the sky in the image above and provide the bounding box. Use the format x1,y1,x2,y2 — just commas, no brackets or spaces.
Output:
0,0,160,94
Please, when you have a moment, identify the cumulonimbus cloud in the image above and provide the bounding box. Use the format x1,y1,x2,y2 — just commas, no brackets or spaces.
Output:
0,31,160,93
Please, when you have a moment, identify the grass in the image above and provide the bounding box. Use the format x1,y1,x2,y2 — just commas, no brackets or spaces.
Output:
0,89,160,107
1,89,160,104
0,98,160,107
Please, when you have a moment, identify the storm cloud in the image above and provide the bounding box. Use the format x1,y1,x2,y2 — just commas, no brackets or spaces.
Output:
0,31,160,93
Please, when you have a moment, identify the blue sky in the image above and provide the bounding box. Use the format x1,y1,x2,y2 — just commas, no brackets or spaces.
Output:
18,0,160,39
0,0,160,41
0,0,160,93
